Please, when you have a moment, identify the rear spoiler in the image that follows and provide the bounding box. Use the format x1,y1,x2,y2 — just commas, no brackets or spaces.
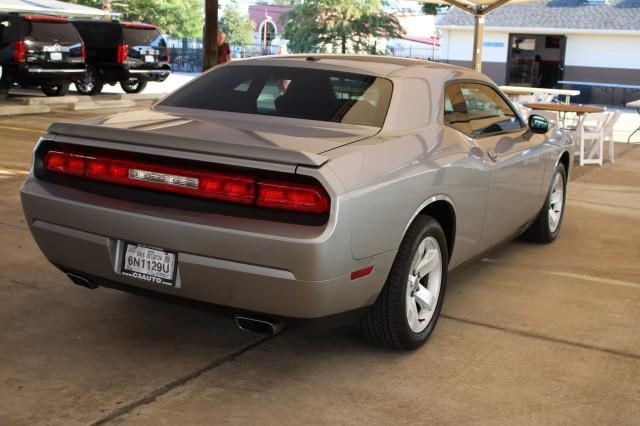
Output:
47,122,328,167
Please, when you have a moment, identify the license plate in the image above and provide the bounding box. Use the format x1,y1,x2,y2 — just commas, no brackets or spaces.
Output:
144,55,155,63
50,52,62,61
121,242,177,286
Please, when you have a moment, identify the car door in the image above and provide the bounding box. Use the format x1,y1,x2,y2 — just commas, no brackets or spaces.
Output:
452,82,548,251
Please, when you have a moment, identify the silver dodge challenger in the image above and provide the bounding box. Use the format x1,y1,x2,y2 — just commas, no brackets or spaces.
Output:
20,55,572,350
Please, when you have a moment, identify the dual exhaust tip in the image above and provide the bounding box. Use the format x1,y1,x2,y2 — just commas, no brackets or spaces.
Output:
66,273,284,335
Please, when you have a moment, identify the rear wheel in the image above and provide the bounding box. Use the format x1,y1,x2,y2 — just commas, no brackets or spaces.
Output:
75,68,103,95
523,163,567,243
362,216,448,351
41,82,69,97
120,76,147,93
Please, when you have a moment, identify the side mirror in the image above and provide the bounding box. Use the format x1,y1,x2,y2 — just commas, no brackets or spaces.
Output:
528,114,549,134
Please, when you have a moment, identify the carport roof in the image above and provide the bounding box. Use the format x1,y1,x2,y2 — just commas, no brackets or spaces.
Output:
437,0,640,31
0,0,107,18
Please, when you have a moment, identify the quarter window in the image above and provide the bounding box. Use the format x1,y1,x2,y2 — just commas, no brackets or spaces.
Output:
444,83,522,137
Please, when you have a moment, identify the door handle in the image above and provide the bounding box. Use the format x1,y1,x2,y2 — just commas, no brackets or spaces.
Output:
487,150,500,162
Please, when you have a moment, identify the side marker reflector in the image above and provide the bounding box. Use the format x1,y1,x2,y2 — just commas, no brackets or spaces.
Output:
351,266,374,281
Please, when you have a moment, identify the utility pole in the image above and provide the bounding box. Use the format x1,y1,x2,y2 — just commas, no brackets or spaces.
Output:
202,0,219,71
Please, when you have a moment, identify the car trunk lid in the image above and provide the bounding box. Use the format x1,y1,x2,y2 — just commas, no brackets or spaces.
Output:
46,108,378,167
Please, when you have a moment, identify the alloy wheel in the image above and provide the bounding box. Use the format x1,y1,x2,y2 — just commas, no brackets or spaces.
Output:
406,236,443,333
548,172,564,233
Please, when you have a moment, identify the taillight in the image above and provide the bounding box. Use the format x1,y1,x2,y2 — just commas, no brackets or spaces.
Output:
13,40,26,63
117,43,128,64
257,180,330,213
43,150,330,214
165,46,170,62
81,43,86,62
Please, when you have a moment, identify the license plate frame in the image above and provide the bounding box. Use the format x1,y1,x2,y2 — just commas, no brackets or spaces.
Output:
50,52,63,61
120,242,177,286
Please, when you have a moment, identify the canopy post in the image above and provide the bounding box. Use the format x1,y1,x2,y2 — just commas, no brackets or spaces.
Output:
471,13,485,72
202,0,219,71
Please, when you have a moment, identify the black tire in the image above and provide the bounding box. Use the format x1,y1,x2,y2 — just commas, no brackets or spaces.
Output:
523,163,567,243
41,82,69,97
120,77,148,94
362,215,448,351
75,68,103,95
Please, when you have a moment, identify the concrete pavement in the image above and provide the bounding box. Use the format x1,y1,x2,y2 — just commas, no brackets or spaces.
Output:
0,109,639,425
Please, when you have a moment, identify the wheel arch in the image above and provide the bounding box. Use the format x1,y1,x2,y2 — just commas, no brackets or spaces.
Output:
558,150,571,178
403,196,456,262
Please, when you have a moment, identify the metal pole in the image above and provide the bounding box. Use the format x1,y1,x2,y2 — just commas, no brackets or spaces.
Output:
202,0,219,71
471,13,484,72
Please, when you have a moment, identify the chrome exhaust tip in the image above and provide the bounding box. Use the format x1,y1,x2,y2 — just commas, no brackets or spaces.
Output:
66,273,98,289
235,316,284,335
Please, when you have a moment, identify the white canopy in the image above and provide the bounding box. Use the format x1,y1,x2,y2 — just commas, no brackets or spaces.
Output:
0,0,108,18
419,0,533,71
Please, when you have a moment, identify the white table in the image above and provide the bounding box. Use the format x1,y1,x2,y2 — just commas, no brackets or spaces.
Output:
499,86,580,104
627,99,640,143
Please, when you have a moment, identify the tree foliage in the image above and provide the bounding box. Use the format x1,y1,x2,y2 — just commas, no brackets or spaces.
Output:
66,0,204,38
421,3,449,15
281,0,404,54
219,1,256,45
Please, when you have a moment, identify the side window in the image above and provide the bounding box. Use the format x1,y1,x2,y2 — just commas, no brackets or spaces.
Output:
459,83,522,137
443,83,473,135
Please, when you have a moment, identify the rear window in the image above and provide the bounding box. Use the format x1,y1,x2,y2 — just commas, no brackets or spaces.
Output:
26,21,81,43
159,65,393,127
123,28,165,47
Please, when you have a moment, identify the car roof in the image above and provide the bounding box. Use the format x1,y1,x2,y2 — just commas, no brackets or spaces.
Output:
233,54,482,80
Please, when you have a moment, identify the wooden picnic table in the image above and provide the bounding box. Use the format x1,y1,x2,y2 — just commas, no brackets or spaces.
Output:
500,86,580,104
524,103,605,115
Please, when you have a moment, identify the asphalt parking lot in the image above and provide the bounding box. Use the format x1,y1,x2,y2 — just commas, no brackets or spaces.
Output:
1,107,639,425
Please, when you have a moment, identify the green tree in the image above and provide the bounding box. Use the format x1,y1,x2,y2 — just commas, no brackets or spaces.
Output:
219,1,255,45
281,0,403,54
421,3,449,15
66,0,204,38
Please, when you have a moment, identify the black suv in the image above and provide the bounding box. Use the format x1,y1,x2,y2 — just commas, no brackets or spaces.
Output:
0,14,86,99
71,20,170,95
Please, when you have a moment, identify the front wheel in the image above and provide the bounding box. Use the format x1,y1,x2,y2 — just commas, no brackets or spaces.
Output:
120,76,147,93
41,82,69,97
362,216,448,351
523,163,567,243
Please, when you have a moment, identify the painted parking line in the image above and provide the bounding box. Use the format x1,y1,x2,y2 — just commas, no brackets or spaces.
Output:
481,258,640,289
0,125,45,134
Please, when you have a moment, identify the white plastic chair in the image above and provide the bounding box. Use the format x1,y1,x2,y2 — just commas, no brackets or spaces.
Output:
600,110,622,163
515,94,537,105
574,112,609,166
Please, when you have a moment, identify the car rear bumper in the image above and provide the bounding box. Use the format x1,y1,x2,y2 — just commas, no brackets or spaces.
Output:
127,65,171,81
20,176,394,319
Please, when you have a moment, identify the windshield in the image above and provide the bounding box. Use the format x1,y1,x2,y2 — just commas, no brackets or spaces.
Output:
122,27,165,47
26,22,82,43
159,65,392,127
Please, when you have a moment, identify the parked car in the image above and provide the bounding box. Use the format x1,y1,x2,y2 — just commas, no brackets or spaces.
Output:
71,20,170,95
20,55,573,350
0,14,86,98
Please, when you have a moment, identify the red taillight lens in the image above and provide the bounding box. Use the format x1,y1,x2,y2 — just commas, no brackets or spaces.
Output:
43,150,330,214
165,46,170,62
257,180,330,213
80,43,86,62
13,40,26,63
117,44,128,64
